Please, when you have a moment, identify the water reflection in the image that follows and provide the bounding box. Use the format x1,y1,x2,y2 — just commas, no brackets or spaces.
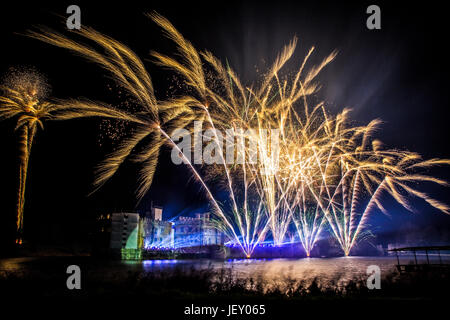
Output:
1,255,432,285
135,256,398,285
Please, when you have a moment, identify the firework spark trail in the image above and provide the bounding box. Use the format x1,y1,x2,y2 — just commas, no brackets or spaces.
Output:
277,106,348,255
157,126,248,255
27,18,263,257
319,132,450,255
150,11,334,253
26,13,450,257
147,13,450,256
148,13,322,253
0,69,137,242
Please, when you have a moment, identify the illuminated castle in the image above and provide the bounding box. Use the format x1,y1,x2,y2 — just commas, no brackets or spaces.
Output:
141,206,174,249
109,207,227,253
172,213,226,248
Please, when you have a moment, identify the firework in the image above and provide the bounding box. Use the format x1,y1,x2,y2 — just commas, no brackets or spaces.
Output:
28,13,450,257
0,68,136,243
150,13,450,256
322,131,450,255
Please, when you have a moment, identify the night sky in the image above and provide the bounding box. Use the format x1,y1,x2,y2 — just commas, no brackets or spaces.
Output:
1,1,449,250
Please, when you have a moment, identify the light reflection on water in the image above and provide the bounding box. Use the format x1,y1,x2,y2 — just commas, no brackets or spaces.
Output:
135,256,399,285
4,255,445,285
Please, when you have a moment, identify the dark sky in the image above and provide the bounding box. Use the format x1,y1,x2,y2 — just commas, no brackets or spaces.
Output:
0,1,449,248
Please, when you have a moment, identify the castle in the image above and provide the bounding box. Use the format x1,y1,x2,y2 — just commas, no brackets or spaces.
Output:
108,206,226,253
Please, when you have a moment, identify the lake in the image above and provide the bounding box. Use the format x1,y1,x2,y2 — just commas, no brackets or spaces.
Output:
3,254,449,292
0,256,400,284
